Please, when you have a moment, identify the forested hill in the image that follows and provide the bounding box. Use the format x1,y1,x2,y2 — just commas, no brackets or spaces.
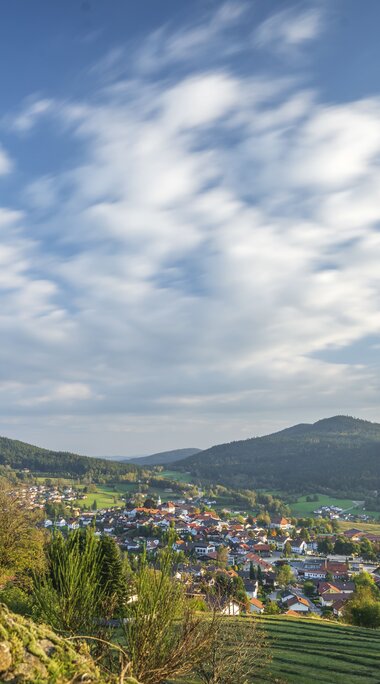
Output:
126,447,201,466
174,416,380,495
0,436,138,479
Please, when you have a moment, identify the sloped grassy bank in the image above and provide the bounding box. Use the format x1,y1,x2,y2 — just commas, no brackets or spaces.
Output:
256,615,380,684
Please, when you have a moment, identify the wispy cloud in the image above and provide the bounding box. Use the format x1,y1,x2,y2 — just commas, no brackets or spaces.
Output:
254,6,323,53
137,1,248,72
11,97,53,133
91,1,249,82
0,144,13,174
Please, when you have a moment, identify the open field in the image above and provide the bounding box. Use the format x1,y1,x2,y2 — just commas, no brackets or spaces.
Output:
160,470,194,483
289,493,380,520
79,484,129,509
80,481,187,509
290,494,359,516
35,476,188,510
338,520,380,535
256,615,380,683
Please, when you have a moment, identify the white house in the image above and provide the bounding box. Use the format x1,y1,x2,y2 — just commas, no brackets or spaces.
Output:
243,580,259,598
286,596,310,613
68,521,79,530
194,542,216,556
290,539,307,554
275,536,291,551
269,517,293,530
220,599,241,616
161,502,176,514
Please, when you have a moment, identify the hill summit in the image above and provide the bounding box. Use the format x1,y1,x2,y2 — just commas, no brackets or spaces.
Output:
126,448,201,466
175,416,380,495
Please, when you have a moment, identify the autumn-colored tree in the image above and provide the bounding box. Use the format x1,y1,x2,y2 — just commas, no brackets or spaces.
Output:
0,478,46,585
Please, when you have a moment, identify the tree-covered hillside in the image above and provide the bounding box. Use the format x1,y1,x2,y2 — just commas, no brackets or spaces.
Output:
0,436,138,479
174,416,380,495
126,448,201,466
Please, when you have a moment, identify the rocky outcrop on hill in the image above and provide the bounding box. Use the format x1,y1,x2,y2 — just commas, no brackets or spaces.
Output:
0,603,140,683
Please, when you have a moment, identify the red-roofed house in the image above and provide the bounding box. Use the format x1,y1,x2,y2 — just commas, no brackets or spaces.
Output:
249,598,264,614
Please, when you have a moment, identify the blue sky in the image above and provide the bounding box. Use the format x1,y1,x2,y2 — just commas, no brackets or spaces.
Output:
1,0,380,456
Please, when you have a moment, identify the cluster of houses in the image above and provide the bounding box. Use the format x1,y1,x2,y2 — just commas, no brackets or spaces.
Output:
313,505,344,519
313,504,374,524
16,483,85,510
41,496,380,618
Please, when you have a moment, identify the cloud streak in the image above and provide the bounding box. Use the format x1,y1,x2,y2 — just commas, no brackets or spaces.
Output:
254,6,323,53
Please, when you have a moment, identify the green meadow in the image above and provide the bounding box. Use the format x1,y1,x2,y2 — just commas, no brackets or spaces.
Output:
160,469,194,483
290,494,359,516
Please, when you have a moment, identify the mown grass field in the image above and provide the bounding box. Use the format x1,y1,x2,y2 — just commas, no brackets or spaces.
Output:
160,469,194,483
79,484,129,509
290,494,359,516
257,615,380,683
288,493,380,520
338,520,380,535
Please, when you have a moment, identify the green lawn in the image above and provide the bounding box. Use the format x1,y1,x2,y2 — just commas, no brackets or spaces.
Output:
290,494,361,517
161,470,194,483
256,615,380,683
79,484,129,510
79,480,187,509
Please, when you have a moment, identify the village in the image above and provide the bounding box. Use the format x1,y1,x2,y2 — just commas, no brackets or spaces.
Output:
18,481,380,621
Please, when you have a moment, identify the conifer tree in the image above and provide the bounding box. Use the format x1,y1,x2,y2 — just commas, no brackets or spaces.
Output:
33,528,117,635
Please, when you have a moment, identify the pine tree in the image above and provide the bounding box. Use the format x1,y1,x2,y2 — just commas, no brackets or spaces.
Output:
33,527,117,635
98,535,125,610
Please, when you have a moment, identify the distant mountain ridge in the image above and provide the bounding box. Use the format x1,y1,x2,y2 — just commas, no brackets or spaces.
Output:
174,416,380,495
125,448,201,466
0,435,138,478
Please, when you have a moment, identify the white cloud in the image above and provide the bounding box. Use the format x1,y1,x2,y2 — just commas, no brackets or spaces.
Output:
161,73,240,130
0,145,13,174
23,383,93,406
103,1,250,77
12,97,53,133
286,101,380,189
254,7,322,52
24,175,59,210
